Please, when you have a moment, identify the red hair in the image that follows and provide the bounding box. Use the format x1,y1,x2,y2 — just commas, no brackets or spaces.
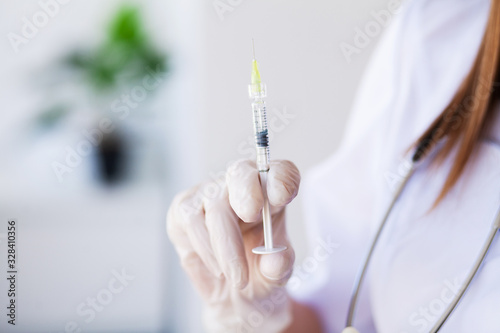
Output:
412,0,500,206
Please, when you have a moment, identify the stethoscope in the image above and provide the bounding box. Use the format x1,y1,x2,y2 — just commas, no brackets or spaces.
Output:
342,142,500,333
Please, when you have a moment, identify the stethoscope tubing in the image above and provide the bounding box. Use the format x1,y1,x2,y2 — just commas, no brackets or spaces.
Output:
346,163,415,327
429,212,500,332
345,161,500,332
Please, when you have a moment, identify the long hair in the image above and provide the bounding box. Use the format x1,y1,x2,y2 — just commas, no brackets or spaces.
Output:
412,0,500,206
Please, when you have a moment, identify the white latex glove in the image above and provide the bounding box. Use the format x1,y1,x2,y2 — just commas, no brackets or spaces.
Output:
167,159,300,333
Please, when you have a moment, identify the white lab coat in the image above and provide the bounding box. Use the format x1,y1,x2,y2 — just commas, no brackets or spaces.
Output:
289,0,500,332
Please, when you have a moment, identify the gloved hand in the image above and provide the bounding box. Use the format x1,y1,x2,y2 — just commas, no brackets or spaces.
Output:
167,159,300,333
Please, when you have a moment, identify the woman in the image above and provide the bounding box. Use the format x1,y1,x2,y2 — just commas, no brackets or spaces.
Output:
167,0,500,331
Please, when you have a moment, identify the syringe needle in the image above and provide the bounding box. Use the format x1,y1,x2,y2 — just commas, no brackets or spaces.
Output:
252,38,256,59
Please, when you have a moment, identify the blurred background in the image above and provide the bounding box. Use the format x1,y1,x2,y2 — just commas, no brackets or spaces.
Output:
0,0,390,331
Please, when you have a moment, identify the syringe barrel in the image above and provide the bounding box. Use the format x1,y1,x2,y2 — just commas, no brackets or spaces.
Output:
249,83,270,172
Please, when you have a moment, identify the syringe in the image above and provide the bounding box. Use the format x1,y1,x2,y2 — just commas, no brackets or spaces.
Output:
249,40,287,255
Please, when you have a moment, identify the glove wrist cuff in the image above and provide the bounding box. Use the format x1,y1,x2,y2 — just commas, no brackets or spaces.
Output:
203,288,292,333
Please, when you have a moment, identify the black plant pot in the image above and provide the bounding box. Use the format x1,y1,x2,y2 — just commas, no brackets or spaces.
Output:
97,132,126,184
